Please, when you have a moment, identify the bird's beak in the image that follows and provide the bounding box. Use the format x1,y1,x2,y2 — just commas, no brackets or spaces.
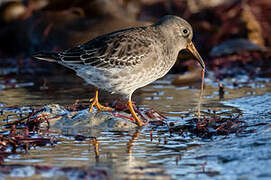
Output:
186,41,205,69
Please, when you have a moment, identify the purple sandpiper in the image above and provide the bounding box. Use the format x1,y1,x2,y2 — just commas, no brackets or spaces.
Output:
33,15,205,126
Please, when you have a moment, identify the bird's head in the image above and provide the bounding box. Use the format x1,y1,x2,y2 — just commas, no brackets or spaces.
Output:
155,15,205,69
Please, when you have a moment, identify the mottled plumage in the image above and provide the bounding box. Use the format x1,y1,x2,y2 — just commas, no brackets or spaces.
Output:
33,15,205,126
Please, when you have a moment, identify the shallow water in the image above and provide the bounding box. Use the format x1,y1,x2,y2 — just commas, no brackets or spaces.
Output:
0,72,271,179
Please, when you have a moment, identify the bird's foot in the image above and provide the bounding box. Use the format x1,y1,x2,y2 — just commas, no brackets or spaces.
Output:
127,100,145,127
96,103,114,112
89,97,114,113
132,115,145,127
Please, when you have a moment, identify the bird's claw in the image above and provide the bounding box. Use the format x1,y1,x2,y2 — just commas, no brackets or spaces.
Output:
89,98,114,113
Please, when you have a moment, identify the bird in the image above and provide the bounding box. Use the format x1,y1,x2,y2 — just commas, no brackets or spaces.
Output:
33,15,205,127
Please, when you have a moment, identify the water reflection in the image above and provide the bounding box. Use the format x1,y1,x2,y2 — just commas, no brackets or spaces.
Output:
1,73,271,179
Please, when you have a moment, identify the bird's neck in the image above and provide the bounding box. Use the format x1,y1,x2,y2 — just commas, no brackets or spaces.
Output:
151,26,180,70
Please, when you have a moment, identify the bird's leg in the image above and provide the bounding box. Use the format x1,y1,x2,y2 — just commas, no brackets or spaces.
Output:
89,90,113,113
127,100,144,127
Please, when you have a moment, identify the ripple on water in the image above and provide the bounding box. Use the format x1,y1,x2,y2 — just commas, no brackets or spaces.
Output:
1,74,271,179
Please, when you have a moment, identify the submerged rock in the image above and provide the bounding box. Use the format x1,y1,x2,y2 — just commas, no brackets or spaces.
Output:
34,104,138,131
31,104,164,133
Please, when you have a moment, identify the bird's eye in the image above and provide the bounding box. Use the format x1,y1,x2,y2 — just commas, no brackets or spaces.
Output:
182,29,189,36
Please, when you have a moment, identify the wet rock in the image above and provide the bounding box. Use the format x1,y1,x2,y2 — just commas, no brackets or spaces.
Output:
210,38,266,57
34,104,140,131
208,38,271,80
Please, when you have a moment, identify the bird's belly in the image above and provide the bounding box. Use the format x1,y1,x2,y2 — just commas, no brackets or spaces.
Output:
111,62,171,95
74,60,172,96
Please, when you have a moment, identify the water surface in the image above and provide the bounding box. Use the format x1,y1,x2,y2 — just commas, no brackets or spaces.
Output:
0,73,271,179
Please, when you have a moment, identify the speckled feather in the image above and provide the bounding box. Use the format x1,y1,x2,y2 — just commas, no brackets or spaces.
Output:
58,27,155,69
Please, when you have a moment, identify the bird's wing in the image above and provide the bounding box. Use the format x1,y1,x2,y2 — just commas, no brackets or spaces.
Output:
58,27,154,69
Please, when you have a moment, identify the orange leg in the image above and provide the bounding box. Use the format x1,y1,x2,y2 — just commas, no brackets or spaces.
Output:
89,90,113,113
92,138,99,158
127,130,140,153
127,100,144,127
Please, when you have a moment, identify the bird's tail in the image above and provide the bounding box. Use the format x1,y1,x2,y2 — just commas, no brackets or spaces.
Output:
32,52,59,62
